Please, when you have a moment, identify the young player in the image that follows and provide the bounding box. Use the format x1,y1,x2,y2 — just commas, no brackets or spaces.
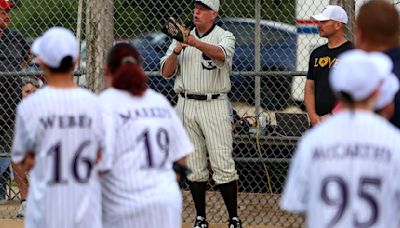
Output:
281,50,400,228
12,27,104,228
100,43,193,228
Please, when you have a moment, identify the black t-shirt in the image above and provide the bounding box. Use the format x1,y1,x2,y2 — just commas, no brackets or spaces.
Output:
0,28,30,152
307,41,353,116
0,28,30,72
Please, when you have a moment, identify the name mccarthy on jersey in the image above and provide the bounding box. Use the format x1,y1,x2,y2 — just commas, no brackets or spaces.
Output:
39,114,93,129
312,143,392,162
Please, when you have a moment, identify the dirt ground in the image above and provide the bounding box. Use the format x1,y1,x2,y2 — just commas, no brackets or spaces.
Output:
0,191,304,228
0,221,295,228
182,191,304,227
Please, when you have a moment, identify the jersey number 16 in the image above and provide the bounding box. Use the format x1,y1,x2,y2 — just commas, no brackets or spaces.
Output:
47,140,95,185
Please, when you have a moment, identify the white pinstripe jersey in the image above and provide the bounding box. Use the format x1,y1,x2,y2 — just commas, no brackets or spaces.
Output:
11,86,104,228
99,88,193,228
160,25,235,94
281,111,400,228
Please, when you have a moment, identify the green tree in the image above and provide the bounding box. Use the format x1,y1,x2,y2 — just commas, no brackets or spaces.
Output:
10,0,295,39
11,0,78,38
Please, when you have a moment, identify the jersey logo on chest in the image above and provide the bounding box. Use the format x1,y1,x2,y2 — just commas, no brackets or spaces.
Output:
201,53,216,70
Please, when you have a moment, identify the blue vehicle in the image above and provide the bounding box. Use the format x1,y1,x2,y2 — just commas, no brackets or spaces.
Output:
132,17,297,110
216,18,296,110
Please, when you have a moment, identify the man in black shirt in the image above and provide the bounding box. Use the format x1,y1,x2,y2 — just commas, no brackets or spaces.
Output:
304,5,353,126
0,0,30,202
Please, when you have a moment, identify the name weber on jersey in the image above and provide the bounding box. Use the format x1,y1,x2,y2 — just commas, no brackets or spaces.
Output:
39,115,92,129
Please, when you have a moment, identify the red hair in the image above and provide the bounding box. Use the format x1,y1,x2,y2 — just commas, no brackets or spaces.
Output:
106,43,147,96
357,0,400,46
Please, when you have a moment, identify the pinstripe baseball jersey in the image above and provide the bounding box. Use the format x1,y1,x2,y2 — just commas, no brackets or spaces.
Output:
281,111,400,228
160,24,235,94
160,24,238,185
99,88,193,228
12,87,104,228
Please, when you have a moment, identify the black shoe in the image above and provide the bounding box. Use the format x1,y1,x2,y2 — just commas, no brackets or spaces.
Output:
193,216,208,228
229,217,243,228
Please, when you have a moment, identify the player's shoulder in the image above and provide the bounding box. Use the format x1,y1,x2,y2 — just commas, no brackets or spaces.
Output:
16,87,51,116
100,88,171,107
311,111,400,139
85,88,104,104
214,25,235,38
74,86,98,97
21,86,95,103
99,87,134,102
99,88,116,100
144,89,171,106
375,116,400,139
360,112,400,136
64,87,101,106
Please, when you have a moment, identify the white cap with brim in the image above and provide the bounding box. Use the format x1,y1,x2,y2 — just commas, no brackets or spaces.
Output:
195,0,219,12
375,74,399,110
330,50,392,102
311,5,348,24
32,27,79,69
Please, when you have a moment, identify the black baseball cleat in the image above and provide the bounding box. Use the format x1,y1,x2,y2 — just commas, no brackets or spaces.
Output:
193,216,208,228
229,217,243,228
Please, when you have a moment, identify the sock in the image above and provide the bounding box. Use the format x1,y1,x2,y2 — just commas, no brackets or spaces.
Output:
219,180,238,219
189,181,207,218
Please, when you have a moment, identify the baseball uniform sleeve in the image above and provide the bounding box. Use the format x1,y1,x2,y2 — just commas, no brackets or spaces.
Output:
213,30,235,69
169,105,193,162
160,39,180,78
280,138,310,213
11,106,33,163
97,101,116,171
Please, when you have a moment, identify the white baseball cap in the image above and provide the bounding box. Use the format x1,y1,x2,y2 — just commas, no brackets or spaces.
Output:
330,50,392,101
195,0,219,12
32,27,79,69
311,5,348,24
375,74,399,110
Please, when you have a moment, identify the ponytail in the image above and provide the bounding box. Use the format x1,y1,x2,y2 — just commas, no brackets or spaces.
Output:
112,62,147,96
106,43,148,96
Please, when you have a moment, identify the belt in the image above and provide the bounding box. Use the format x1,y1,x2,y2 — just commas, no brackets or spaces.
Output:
180,93,220,100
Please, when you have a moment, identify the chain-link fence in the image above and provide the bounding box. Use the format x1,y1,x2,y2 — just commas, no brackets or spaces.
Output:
0,0,397,226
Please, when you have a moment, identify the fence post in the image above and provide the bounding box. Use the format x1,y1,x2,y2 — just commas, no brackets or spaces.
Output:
86,0,114,92
254,0,261,117
329,0,356,41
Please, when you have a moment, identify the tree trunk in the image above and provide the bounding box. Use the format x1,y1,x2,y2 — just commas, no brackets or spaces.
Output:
86,0,114,92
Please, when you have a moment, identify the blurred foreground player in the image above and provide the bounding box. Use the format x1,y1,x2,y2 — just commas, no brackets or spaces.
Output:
100,43,193,228
281,50,400,228
12,27,104,228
